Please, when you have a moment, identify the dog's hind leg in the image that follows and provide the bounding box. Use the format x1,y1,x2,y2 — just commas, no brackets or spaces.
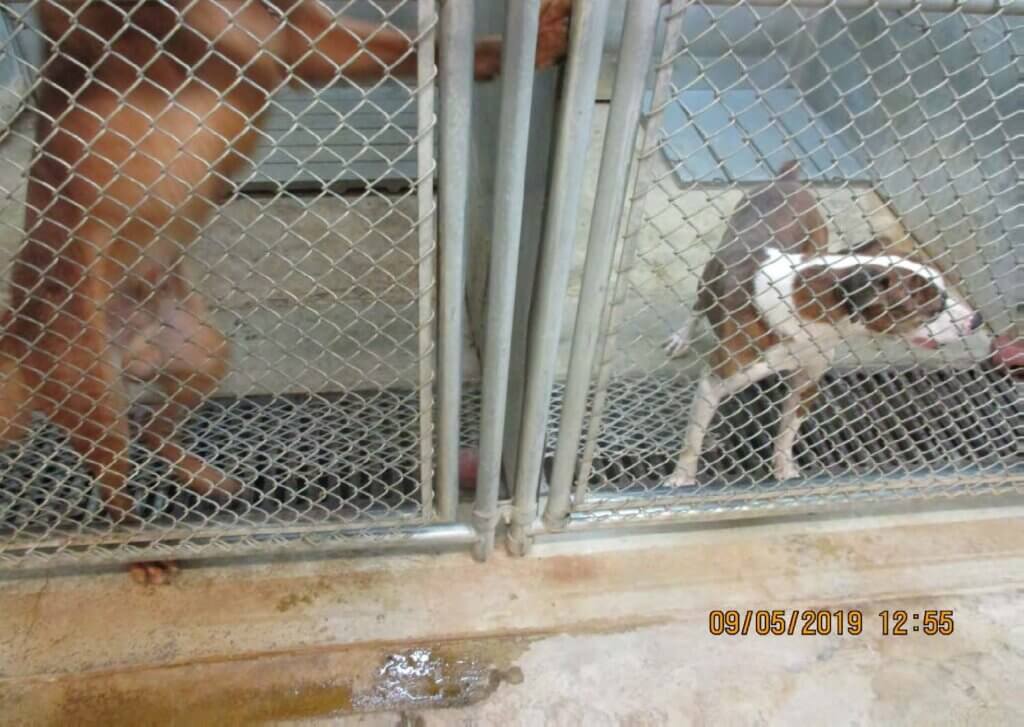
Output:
57,380,134,520
15,219,137,520
135,281,239,502
39,322,135,520
773,362,827,482
129,289,236,587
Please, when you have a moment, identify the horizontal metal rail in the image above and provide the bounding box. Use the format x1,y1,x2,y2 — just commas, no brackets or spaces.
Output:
0,523,479,568
699,0,1024,14
529,474,1024,534
25,0,1024,11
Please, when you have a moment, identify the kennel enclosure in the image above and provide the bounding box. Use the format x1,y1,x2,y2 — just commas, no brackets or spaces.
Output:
0,0,496,566
501,0,1023,550
0,0,1019,570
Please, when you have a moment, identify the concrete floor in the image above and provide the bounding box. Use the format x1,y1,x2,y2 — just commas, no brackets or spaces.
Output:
1,506,1023,725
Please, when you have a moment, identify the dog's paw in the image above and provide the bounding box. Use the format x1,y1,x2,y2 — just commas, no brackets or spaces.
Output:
184,457,243,503
535,0,572,70
665,469,697,487
773,460,801,482
129,561,180,586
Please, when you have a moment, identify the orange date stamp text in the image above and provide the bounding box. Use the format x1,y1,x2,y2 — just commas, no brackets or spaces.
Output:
708,609,955,636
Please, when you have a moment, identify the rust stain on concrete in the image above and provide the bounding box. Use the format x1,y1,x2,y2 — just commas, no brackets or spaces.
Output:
1,636,532,726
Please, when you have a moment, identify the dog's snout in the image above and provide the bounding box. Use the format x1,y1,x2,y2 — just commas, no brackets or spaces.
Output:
969,311,984,332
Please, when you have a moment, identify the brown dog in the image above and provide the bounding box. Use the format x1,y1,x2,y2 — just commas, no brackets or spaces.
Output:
2,0,571,582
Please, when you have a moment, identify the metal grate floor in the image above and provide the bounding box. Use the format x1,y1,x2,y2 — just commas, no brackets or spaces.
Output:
2,369,1020,538
545,366,1024,497
0,390,442,538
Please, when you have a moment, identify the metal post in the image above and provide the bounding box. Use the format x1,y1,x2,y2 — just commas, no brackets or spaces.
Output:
543,0,662,530
573,0,689,506
436,0,475,522
507,0,612,556
417,0,438,519
472,0,543,561
499,81,560,493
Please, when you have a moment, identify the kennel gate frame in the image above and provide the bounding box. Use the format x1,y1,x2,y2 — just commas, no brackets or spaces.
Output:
0,0,514,568
504,0,1024,554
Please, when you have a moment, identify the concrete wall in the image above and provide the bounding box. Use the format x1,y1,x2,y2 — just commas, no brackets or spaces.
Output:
0,11,31,129
593,4,1021,335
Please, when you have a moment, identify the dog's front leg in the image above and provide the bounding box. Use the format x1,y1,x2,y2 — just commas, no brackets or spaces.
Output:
773,361,828,481
45,351,134,520
773,371,812,481
667,375,723,487
669,362,777,487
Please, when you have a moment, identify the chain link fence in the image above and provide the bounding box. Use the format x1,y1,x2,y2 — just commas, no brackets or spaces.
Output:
0,0,470,567
0,0,1019,568
525,0,1023,537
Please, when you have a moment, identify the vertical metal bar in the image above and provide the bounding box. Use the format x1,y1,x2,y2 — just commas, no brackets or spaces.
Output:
542,0,661,529
507,0,612,555
472,0,543,561
436,0,475,522
499,79,560,490
573,0,689,505
417,0,438,519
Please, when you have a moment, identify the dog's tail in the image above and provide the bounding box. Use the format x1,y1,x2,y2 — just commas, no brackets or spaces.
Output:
664,307,701,359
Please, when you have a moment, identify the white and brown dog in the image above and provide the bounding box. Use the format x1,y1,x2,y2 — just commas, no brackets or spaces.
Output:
666,161,983,486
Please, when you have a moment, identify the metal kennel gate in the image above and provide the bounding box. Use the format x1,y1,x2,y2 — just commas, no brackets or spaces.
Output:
502,0,1024,551
0,0,498,568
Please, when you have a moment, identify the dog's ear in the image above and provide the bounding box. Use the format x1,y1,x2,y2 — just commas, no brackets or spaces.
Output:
838,235,892,257
837,265,886,318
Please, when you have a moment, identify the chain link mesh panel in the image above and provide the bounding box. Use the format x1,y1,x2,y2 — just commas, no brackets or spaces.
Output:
555,1,1023,524
0,0,448,567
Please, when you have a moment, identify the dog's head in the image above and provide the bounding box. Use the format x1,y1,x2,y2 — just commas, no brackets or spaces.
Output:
835,237,981,348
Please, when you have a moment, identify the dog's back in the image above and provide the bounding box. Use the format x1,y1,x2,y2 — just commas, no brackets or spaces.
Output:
696,162,829,377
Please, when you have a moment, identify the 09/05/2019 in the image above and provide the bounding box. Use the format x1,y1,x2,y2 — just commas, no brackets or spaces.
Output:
708,609,955,636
